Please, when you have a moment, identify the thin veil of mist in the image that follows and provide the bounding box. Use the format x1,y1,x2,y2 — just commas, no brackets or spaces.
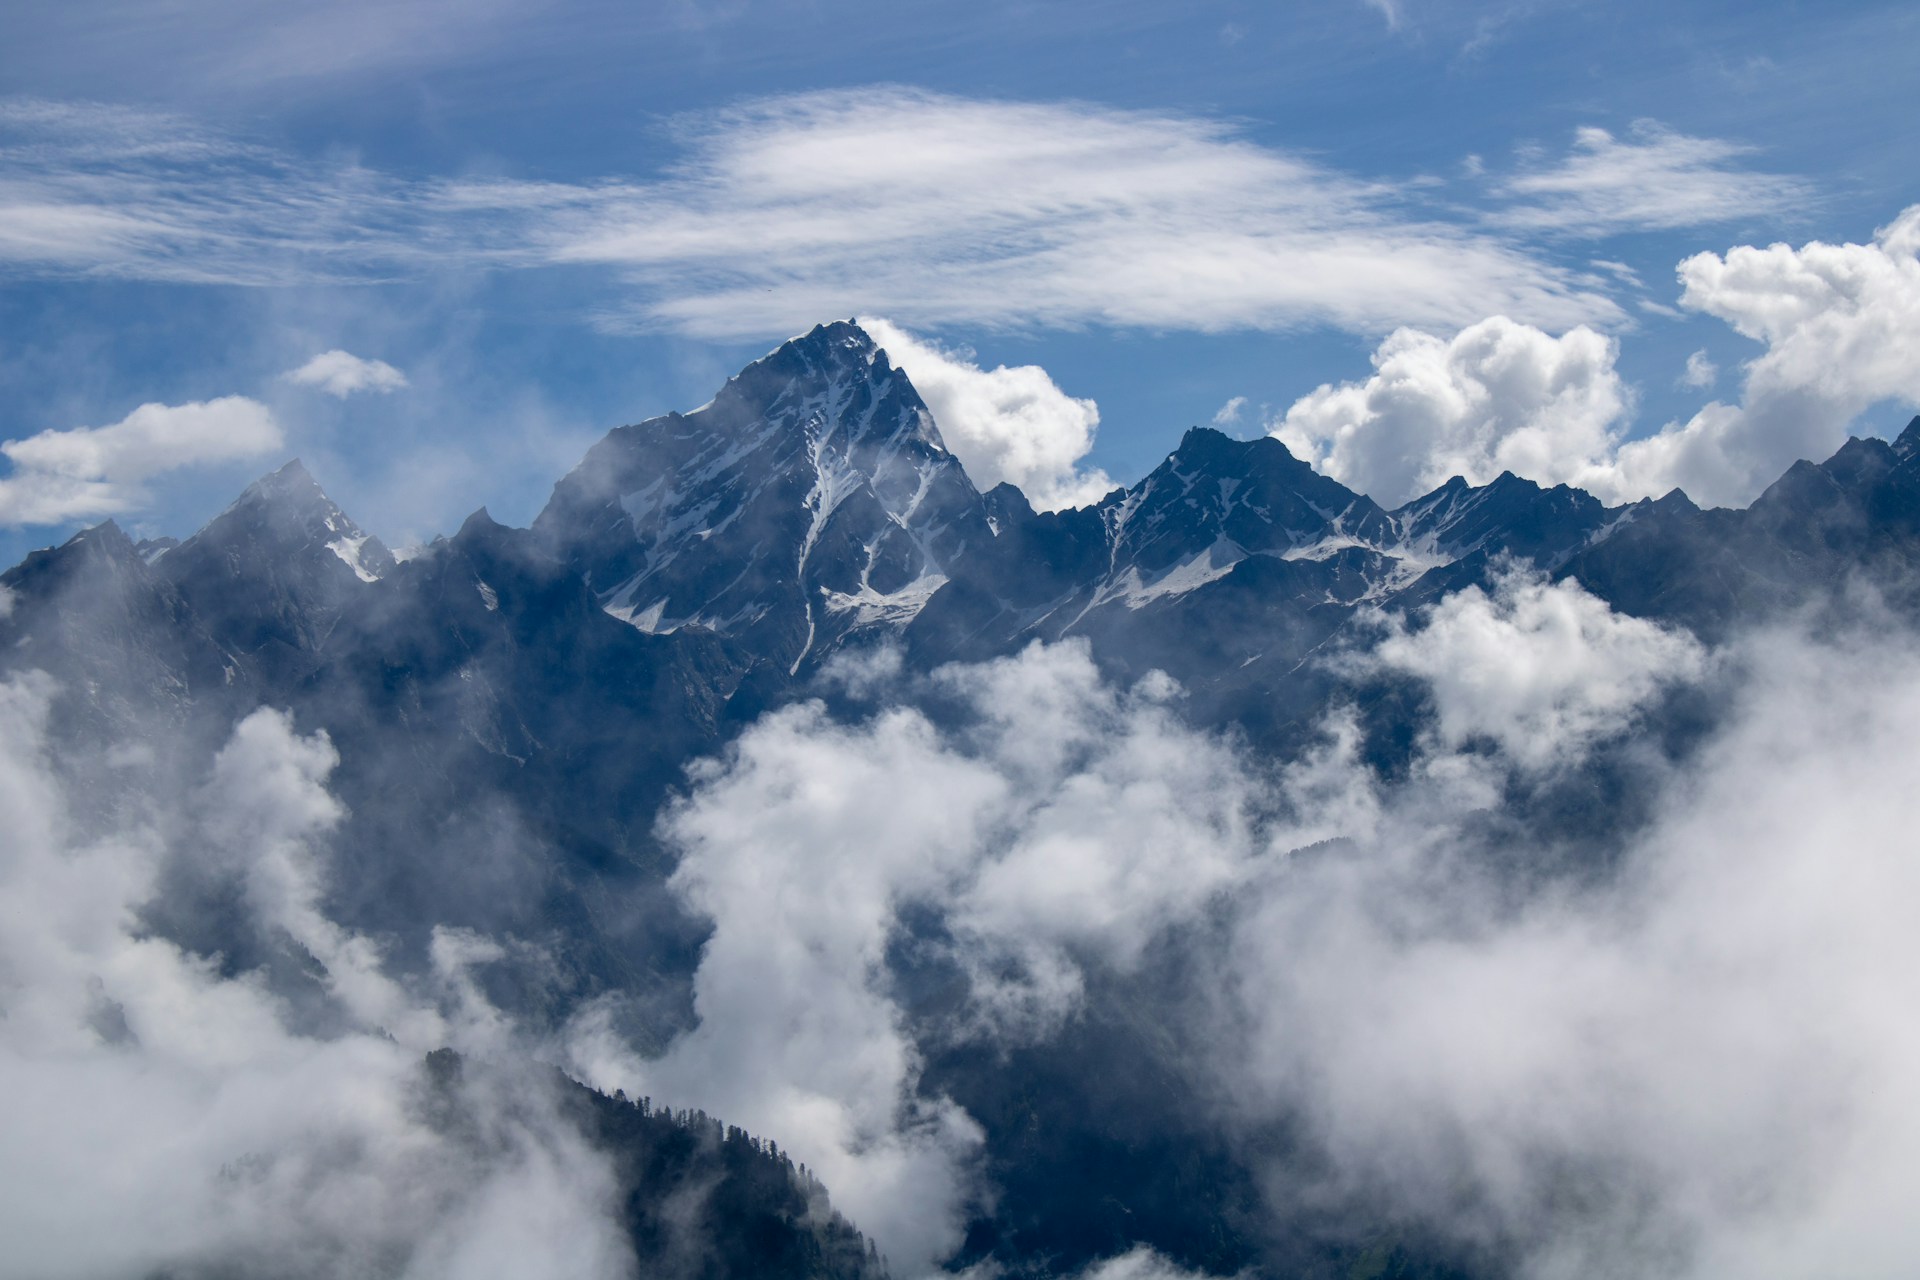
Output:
0,681,635,1280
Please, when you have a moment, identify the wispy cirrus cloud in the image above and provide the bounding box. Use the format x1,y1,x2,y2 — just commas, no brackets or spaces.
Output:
3,0,558,95
0,89,1629,339
1360,0,1406,33
0,92,1819,345
1492,121,1813,236
524,89,1625,337
0,98,430,283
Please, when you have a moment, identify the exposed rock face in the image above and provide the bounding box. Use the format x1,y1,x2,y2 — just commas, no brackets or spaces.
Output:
535,320,991,673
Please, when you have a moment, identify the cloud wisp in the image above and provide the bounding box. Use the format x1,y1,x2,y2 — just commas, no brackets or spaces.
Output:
1492,122,1813,237
0,89,1634,338
523,89,1621,338
0,98,438,285
0,396,282,526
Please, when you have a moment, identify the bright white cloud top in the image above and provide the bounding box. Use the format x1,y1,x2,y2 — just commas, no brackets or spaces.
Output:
1628,205,1920,505
286,350,409,398
861,317,1113,512
1274,207,1920,509
1273,317,1632,507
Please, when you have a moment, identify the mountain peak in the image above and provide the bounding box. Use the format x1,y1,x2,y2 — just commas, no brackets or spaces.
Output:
215,457,365,533
171,460,395,592
64,519,139,565
238,458,323,504
1165,426,1315,478
456,507,506,542
1893,415,1920,461
713,319,942,455
1170,424,1238,461
534,318,990,668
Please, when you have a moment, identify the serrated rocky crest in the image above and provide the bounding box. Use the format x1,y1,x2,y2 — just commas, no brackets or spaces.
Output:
535,320,993,673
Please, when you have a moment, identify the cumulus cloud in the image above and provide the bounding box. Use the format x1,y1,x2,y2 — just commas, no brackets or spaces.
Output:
1277,207,1920,511
0,90,1619,337
0,681,633,1280
1606,207,1920,506
1359,565,1707,770
1211,396,1248,427
0,396,282,525
285,349,409,397
1493,122,1812,236
860,317,1112,511
1272,316,1633,506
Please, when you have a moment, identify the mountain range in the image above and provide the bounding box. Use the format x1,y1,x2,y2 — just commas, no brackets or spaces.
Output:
9,319,1920,1278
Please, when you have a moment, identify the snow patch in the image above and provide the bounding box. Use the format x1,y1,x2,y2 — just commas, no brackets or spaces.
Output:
327,536,383,583
822,573,950,628
1095,538,1248,610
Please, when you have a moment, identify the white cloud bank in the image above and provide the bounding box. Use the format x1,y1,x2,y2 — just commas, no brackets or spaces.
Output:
568,640,1270,1274
1275,205,1920,509
566,572,1712,1275
0,396,282,525
1361,564,1707,771
1221,611,1920,1279
285,349,409,397
1274,316,1631,506
861,317,1113,511
1630,205,1920,505
566,567,1920,1277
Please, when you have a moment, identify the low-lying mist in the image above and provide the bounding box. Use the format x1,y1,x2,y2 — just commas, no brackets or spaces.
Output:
0,680,632,1280
569,568,1920,1279
9,564,1918,1279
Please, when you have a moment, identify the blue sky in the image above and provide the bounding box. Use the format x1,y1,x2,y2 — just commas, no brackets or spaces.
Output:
1,0,1916,563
